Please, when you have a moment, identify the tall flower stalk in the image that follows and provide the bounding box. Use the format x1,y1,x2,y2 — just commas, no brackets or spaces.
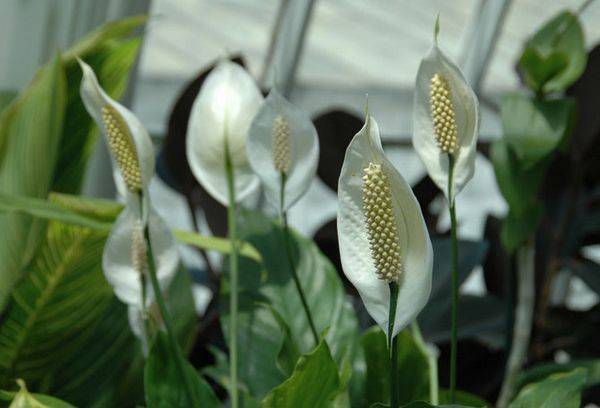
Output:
187,60,263,408
78,60,198,406
247,88,320,345
338,112,433,407
413,18,480,402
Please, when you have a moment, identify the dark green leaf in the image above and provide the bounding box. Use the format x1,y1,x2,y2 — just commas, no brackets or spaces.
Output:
0,379,76,407
0,54,66,311
360,327,430,406
490,140,547,217
518,11,586,93
219,210,360,399
438,389,489,407
516,359,600,393
509,367,588,408
0,191,260,260
263,304,301,377
500,93,575,167
145,332,219,408
400,402,472,408
261,340,340,408
501,205,543,253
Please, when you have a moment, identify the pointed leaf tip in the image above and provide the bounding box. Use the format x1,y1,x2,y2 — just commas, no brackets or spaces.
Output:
434,14,440,44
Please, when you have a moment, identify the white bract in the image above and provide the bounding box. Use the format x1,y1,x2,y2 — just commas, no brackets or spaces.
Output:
79,60,178,323
337,115,433,339
246,88,319,211
187,60,263,205
413,31,479,202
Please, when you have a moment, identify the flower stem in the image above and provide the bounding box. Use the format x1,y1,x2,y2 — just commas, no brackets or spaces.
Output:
224,144,239,408
280,172,319,346
388,282,399,408
412,321,439,405
497,240,535,408
143,222,198,407
447,154,459,403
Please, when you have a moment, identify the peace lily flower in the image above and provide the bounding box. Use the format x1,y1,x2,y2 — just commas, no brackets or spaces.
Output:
337,114,433,339
246,87,319,211
186,60,263,205
79,60,178,325
412,23,479,201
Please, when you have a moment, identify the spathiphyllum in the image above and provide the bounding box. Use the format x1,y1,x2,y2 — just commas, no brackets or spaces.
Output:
186,60,263,205
186,59,264,408
246,88,321,344
413,19,480,403
413,21,479,202
246,88,319,212
337,113,433,340
79,60,178,342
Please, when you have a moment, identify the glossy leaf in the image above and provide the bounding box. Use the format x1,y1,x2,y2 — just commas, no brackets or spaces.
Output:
0,191,260,261
218,210,360,400
500,93,575,167
145,332,219,408
360,327,430,406
0,54,66,312
516,359,600,392
0,379,75,408
501,205,543,254
261,340,340,408
518,11,586,93
509,367,588,408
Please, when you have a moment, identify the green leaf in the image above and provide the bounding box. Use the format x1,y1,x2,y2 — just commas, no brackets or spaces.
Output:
0,54,67,311
400,402,473,408
144,331,219,408
509,367,588,408
360,327,430,406
516,359,600,393
0,91,17,112
218,210,360,399
500,93,575,167
0,379,76,408
263,304,301,377
490,139,548,216
501,205,543,253
0,214,137,405
518,11,586,93
0,191,261,261
261,340,340,408
438,389,489,407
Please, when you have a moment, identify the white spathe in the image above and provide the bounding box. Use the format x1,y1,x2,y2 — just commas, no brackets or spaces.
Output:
187,60,263,205
338,115,433,339
79,60,179,342
246,88,319,212
78,58,155,219
413,42,479,202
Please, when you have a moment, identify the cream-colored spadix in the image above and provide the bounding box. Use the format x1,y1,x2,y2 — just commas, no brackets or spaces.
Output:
337,115,433,339
246,88,319,211
413,28,479,202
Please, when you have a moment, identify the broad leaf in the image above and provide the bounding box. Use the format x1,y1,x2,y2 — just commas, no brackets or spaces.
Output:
261,340,340,408
218,210,360,400
0,379,75,408
145,332,219,408
516,359,600,393
509,367,588,408
0,54,66,311
500,93,575,167
360,327,430,406
0,191,260,261
518,11,586,93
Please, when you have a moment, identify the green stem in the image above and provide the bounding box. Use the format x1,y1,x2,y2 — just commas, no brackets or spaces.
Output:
224,145,239,408
447,154,459,403
412,322,439,405
143,220,198,407
388,282,399,408
280,172,319,346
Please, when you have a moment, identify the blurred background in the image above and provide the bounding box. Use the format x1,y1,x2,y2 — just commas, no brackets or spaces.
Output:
1,0,598,311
